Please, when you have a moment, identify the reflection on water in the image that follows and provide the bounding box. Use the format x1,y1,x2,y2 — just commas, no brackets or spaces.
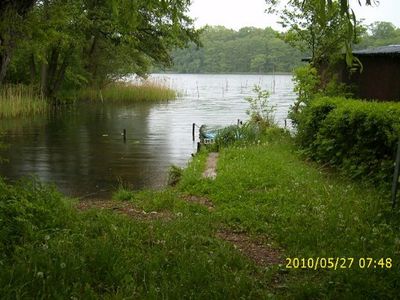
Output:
0,74,295,198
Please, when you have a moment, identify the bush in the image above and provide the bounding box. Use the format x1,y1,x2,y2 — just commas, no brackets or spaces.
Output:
245,85,276,127
296,97,400,185
167,165,183,186
0,178,74,256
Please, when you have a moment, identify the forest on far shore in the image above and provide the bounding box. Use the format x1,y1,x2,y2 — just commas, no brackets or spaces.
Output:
162,21,400,74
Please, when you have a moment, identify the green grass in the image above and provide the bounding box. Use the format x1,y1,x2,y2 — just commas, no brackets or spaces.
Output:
179,127,400,298
79,81,177,103
1,128,399,298
0,178,268,299
0,84,48,118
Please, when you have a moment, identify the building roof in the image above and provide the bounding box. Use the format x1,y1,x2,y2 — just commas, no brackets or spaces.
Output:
300,45,400,62
353,45,400,56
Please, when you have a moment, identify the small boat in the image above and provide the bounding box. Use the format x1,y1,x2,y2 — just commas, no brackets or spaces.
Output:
199,125,222,144
199,124,244,145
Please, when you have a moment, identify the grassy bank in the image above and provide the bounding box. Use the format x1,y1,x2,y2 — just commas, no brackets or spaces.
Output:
1,128,399,298
78,81,177,103
0,85,48,118
178,128,400,298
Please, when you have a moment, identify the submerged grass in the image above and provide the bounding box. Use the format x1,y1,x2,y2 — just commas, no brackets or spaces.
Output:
79,81,177,103
1,127,399,298
0,84,48,118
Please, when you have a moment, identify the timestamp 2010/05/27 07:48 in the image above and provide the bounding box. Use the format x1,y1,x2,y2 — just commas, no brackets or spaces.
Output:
285,257,393,270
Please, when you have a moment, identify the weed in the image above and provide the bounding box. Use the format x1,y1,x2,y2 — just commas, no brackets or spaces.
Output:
78,81,176,103
167,165,183,186
0,84,48,118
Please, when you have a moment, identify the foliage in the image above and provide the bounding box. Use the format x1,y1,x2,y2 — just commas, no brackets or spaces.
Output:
290,65,320,119
167,165,183,186
0,1,36,85
245,85,276,127
0,177,75,256
267,0,356,67
356,21,400,49
112,186,135,201
166,26,304,74
289,63,354,126
211,86,276,149
1,0,199,101
265,0,376,68
295,96,400,185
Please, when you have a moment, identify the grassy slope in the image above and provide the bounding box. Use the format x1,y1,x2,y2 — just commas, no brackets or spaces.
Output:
179,129,400,298
1,129,399,298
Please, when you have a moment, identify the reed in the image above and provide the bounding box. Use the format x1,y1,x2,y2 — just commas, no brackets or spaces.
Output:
79,81,176,103
0,84,48,118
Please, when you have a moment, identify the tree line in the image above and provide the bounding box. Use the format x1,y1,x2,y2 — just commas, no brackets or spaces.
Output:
165,26,304,74
0,0,199,101
164,21,400,75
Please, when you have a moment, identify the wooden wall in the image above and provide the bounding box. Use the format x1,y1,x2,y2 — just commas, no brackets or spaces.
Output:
345,55,400,101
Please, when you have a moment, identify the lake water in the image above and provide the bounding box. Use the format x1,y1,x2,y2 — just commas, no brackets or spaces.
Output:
0,74,295,198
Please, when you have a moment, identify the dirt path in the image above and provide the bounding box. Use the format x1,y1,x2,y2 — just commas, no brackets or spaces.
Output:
216,230,282,267
181,194,214,211
76,200,173,221
202,152,219,179
77,151,281,269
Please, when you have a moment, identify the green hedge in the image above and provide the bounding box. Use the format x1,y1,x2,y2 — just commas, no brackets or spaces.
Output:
296,97,400,185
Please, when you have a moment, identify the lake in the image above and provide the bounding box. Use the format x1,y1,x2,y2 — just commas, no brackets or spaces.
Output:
0,74,295,198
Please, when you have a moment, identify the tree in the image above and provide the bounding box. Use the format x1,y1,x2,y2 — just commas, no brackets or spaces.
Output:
168,26,303,74
84,0,200,87
265,0,377,67
3,0,200,99
276,0,351,67
370,21,397,40
0,0,36,85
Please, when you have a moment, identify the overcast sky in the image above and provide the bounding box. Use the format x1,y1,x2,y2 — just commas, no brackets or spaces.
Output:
188,0,400,31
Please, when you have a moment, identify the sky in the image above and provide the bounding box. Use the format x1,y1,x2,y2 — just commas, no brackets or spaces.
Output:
188,0,400,31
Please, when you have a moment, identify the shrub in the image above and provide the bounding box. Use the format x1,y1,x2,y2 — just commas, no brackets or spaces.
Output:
245,85,276,127
289,65,320,125
290,65,354,126
0,178,74,256
112,186,135,201
167,165,183,186
296,97,400,185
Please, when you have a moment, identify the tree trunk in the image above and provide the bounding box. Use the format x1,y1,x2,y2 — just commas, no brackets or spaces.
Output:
40,62,48,96
30,53,36,83
86,35,99,86
0,52,11,85
52,49,72,94
0,36,13,85
43,44,74,99
46,47,59,97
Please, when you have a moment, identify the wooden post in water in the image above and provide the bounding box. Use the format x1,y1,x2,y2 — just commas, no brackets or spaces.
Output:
123,129,126,143
391,137,400,208
192,123,196,141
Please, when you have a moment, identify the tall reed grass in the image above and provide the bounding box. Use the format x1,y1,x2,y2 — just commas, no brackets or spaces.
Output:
0,85,48,118
79,81,176,103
